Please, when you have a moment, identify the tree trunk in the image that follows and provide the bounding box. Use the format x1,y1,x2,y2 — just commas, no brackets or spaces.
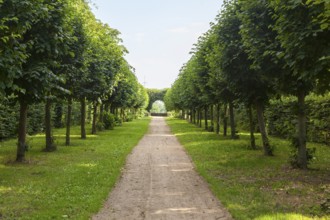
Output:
92,102,98,134
45,98,56,152
199,110,202,128
16,101,28,162
99,104,104,123
229,102,237,139
204,106,208,130
210,105,214,132
197,109,200,126
223,104,228,136
190,109,193,123
255,101,272,156
193,109,197,125
297,90,307,169
216,104,220,135
66,97,72,146
80,98,86,139
121,109,125,121
248,105,256,149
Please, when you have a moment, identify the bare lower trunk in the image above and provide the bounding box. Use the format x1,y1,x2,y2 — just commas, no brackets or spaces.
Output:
66,97,72,146
248,105,256,149
229,102,237,139
210,105,214,132
80,98,86,139
99,104,104,123
223,104,227,136
193,109,196,124
204,106,208,130
297,90,307,169
216,104,220,135
199,110,202,128
255,101,272,156
92,102,98,134
190,109,193,123
197,110,200,126
16,101,28,162
195,109,197,124
121,109,125,121
45,99,56,152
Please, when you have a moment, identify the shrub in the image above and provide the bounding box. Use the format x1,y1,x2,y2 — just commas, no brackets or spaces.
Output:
103,112,115,130
96,121,105,131
114,115,122,126
125,112,134,122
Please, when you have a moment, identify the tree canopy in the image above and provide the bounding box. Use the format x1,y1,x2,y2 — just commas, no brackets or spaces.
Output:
0,0,149,161
165,0,329,168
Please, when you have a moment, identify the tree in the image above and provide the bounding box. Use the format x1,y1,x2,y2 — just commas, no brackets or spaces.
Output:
60,1,89,145
234,0,284,153
270,0,330,168
2,0,72,160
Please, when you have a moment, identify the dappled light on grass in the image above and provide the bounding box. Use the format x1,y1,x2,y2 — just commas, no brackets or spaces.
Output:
0,118,151,219
34,134,99,138
166,118,330,220
0,186,12,193
174,132,199,136
76,163,97,168
255,213,327,220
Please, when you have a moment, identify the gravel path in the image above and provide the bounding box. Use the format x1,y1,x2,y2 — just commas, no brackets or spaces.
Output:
92,117,232,220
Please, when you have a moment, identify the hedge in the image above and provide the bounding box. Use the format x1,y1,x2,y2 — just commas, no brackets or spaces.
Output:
266,94,330,145
0,97,82,140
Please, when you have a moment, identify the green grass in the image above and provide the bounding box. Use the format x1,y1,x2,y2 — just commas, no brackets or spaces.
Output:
166,118,330,220
0,118,150,220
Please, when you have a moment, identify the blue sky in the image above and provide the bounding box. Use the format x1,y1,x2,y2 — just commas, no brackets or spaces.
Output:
91,0,223,89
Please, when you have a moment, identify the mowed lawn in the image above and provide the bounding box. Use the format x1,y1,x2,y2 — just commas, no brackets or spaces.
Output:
0,118,150,220
166,118,330,220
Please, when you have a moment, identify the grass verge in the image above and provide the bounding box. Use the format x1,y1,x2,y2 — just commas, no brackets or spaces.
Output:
0,117,150,220
166,118,330,220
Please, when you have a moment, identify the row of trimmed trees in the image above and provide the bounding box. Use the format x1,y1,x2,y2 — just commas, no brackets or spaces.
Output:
165,0,329,169
0,0,148,162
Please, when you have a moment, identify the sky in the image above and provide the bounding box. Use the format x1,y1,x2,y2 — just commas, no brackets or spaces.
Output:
91,0,223,89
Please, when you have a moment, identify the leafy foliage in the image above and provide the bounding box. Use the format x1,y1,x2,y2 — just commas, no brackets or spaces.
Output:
0,0,149,160
166,0,329,168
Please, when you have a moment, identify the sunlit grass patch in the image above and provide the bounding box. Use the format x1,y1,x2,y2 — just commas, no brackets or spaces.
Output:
255,213,328,220
0,118,150,219
166,118,330,220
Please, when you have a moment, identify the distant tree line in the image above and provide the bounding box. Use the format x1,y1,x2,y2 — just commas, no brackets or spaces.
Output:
165,0,329,169
0,0,149,162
